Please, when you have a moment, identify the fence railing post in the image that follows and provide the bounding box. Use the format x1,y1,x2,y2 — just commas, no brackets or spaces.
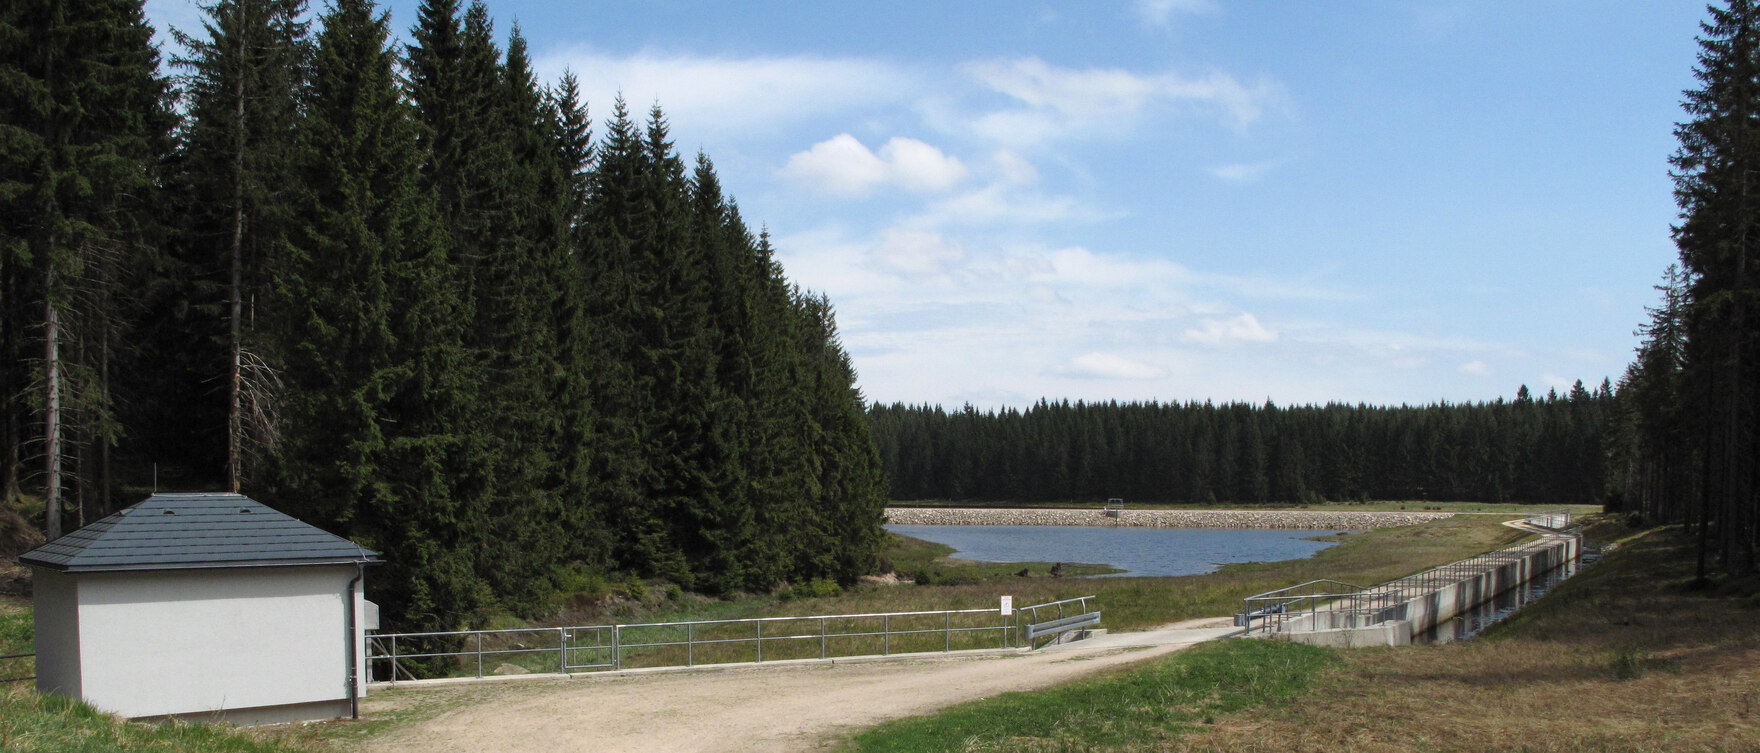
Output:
756,619,763,663
688,623,695,667
820,617,827,659
476,632,483,678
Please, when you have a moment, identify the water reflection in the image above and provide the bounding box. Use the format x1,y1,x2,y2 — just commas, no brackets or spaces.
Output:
1414,551,1594,644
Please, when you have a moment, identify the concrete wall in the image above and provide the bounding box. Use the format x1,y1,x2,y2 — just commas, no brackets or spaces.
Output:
1392,536,1579,634
31,569,82,698
1280,535,1579,648
69,565,360,720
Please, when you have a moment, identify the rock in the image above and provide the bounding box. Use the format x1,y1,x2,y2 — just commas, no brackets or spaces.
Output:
492,663,530,675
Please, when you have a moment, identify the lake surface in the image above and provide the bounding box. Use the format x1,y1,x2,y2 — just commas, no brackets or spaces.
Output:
885,524,1353,577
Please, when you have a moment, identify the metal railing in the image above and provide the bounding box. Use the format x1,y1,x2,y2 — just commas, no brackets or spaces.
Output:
1523,509,1572,530
369,605,1036,683
1,652,34,683
1017,595,1100,647
1240,535,1575,636
1238,580,1392,635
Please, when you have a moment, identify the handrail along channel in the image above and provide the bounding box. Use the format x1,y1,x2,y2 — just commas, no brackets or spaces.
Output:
1239,533,1576,636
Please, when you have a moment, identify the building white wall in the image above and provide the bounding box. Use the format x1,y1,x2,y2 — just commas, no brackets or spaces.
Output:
31,569,82,699
72,565,357,719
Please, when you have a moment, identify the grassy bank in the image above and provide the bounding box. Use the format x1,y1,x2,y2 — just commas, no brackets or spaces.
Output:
1169,520,1760,753
844,640,1334,753
0,686,316,753
843,516,1760,753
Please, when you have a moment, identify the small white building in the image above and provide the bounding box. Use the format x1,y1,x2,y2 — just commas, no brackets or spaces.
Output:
20,492,380,725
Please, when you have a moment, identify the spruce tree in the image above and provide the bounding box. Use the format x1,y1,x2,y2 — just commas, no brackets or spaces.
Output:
0,0,173,532
169,0,309,491
1673,0,1760,574
269,0,483,630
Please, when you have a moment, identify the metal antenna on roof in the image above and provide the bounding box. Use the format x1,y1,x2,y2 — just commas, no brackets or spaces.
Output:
152,462,158,493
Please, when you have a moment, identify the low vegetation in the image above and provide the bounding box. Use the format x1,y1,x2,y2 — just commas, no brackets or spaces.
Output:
840,516,1760,752
842,640,1335,753
0,686,316,753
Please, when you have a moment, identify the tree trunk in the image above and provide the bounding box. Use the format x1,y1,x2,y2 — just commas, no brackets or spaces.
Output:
227,30,246,494
44,262,62,541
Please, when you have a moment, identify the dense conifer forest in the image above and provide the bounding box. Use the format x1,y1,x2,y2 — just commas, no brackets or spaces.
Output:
1605,0,1760,578
8,0,1760,640
870,384,1612,506
0,0,885,631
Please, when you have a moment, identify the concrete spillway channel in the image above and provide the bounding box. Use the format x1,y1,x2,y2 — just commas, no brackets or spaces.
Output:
1247,523,1582,648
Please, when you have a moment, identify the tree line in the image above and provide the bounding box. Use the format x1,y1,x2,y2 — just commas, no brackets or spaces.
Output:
0,0,886,631
1608,0,1760,578
869,385,1611,507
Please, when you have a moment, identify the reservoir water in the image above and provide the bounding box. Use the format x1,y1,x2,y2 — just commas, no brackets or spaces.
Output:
885,524,1353,577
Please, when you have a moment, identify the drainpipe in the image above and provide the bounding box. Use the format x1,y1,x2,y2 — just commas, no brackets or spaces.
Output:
346,564,363,720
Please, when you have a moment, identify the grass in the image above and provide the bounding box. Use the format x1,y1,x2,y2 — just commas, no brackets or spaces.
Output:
840,640,1335,753
0,684,320,753
1164,518,1760,753
2,594,32,683
869,515,1753,753
840,514,1760,753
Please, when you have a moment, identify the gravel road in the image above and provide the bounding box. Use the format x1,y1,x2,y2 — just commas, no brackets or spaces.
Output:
357,619,1241,753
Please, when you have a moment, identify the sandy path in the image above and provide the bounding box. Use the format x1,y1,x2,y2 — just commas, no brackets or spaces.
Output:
358,621,1240,753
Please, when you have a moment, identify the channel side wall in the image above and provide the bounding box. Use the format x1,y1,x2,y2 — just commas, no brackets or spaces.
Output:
1281,534,1579,648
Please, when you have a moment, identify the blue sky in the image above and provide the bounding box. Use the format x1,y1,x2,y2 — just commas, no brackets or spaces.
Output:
145,0,1707,409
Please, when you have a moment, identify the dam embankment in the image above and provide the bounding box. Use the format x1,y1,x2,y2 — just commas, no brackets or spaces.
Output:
884,507,1453,531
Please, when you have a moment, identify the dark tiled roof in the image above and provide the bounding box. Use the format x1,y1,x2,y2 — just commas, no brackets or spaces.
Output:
19,493,379,573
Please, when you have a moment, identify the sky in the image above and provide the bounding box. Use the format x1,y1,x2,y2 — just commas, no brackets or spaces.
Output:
143,0,1710,409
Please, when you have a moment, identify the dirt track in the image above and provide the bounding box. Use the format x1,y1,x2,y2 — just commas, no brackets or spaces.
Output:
357,620,1240,753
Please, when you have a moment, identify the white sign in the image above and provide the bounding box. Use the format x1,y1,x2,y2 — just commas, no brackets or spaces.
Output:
1000,595,1013,616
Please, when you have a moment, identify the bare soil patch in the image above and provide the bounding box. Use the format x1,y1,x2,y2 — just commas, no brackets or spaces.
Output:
355,639,1203,753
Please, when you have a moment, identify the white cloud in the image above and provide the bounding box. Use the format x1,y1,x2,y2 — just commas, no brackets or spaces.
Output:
1460,360,1490,375
531,49,909,131
781,134,967,196
1061,353,1168,380
1039,246,1192,289
869,229,967,279
959,57,1284,145
1184,313,1278,344
990,149,1040,185
909,183,1109,228
1209,161,1277,183
1137,0,1220,26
